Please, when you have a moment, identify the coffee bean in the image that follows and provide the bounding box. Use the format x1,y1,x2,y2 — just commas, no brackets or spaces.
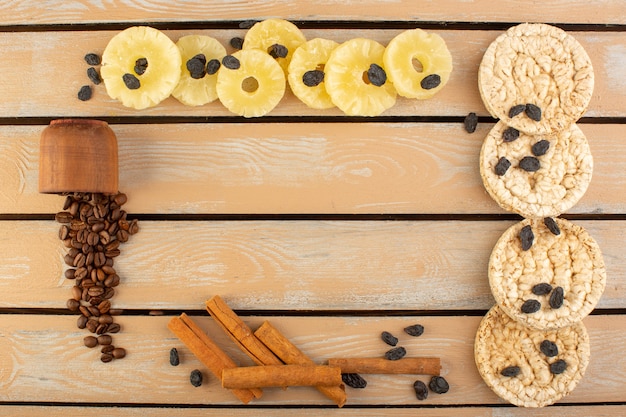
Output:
98,314,113,324
95,323,109,335
77,315,88,329
101,345,115,354
98,300,111,314
101,353,114,363
71,285,82,300
112,347,126,359
84,336,98,348
97,335,112,345
107,323,121,333
66,298,80,312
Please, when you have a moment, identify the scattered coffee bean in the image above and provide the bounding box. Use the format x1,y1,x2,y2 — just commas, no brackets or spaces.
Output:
206,59,221,75
494,157,511,176
303,70,324,87
532,140,550,156
385,346,406,361
413,380,428,400
122,73,140,90
550,359,567,374
521,299,541,314
112,347,126,359
84,336,98,348
500,366,520,377
230,36,244,50
97,335,113,345
101,353,114,363
342,373,367,389
84,53,101,66
67,298,80,311
190,369,203,387
544,217,561,236
502,127,520,142
519,225,534,251
519,156,540,172
268,43,288,59
525,103,542,121
101,345,115,354
540,340,559,357
404,324,424,337
134,57,148,75
381,331,398,346
549,286,564,309
429,376,449,394
464,112,478,133
222,55,240,70
420,74,441,90
77,85,92,101
508,104,526,118
170,347,180,366
532,282,553,296
367,63,387,86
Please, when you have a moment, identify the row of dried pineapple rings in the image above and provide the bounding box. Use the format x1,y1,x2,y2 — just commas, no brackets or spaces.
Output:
100,19,453,117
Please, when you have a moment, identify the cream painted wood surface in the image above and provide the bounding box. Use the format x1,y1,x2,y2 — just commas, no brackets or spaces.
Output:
1,123,624,214
0,315,624,405
0,30,624,118
0,220,623,310
1,1,625,25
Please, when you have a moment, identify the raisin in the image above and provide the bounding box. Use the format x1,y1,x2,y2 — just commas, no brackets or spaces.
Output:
500,366,520,377
222,55,240,70
186,56,206,79
381,331,398,346
87,67,101,85
342,373,367,388
367,63,387,87
519,156,540,172
521,299,541,314
532,282,553,296
540,340,559,357
84,53,101,65
385,346,406,361
429,376,449,394
420,74,441,90
464,112,478,133
169,347,180,366
190,369,203,387
77,85,92,101
550,359,567,374
549,286,564,309
303,70,324,87
230,37,244,50
532,139,550,156
413,380,428,400
502,126,520,142
122,73,141,90
508,104,526,118
494,157,511,176
134,57,148,75
525,103,542,121
268,43,288,59
404,324,424,337
206,59,221,75
519,225,534,251
544,217,561,235
239,20,257,29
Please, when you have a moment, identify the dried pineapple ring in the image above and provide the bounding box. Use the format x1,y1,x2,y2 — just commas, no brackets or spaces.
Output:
101,26,181,110
172,35,227,106
324,38,397,116
383,29,452,99
243,18,307,75
216,49,286,118
287,38,339,110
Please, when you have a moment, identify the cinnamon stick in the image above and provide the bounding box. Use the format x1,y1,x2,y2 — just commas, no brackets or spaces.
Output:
222,365,342,389
254,320,347,407
205,295,283,366
327,357,441,375
167,314,262,403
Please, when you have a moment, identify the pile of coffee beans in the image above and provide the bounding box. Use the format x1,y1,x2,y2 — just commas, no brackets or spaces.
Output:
57,192,138,362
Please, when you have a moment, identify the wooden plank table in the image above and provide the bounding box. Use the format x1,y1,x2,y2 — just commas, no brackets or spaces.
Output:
0,1,624,415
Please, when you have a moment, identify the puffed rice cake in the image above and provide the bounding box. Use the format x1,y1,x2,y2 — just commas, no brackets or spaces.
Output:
475,305,590,407
478,23,594,135
489,218,606,331
479,120,593,219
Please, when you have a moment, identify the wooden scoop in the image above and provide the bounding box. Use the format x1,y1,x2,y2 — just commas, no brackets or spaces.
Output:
39,119,118,194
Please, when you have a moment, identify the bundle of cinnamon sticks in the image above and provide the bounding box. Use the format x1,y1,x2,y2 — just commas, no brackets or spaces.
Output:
167,295,441,407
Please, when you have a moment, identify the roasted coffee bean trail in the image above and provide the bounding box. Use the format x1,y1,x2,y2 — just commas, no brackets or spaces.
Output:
57,192,138,363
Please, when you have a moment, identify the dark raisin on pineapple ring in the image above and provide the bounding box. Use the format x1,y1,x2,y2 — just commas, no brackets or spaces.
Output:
122,73,141,90
464,112,478,133
544,217,561,235
532,282,553,296
525,103,542,121
508,104,526,118
222,55,241,70
420,73,441,90
500,366,520,377
502,126,520,142
268,43,288,59
342,373,367,389
206,59,221,75
77,85,92,101
303,70,324,87
540,340,559,357
521,299,541,314
230,37,244,50
134,57,148,75
367,63,387,87
494,157,511,176
186,55,207,79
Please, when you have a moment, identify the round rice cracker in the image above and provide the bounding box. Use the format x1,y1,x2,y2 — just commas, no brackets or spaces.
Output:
489,218,606,331
475,305,590,408
479,23,594,135
480,121,593,219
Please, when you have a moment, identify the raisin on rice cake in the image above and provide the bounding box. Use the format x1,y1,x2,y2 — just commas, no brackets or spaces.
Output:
478,23,594,135
479,120,593,219
489,218,606,331
475,305,590,408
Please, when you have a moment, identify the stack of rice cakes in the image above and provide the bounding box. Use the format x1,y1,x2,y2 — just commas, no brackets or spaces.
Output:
473,23,607,408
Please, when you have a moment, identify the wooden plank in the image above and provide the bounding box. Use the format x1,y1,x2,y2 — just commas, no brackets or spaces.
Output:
2,405,626,417
1,1,625,25
0,220,622,310
0,314,623,405
1,123,624,215
0,30,622,118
